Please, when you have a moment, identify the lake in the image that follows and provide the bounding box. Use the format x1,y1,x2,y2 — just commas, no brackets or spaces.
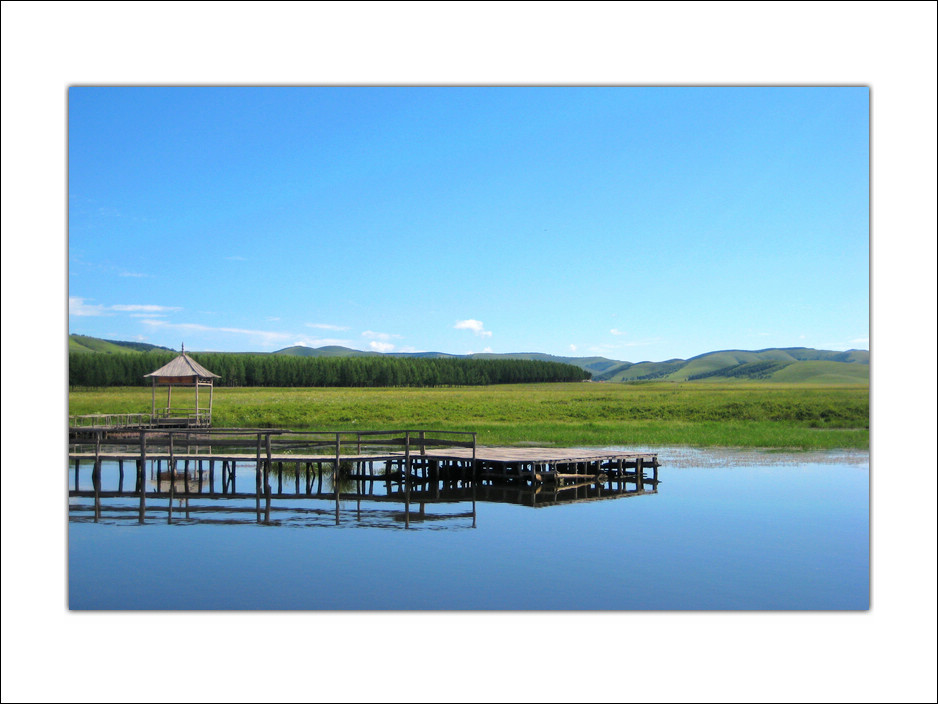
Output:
68,447,869,610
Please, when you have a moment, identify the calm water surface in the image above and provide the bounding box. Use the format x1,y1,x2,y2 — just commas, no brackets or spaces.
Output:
68,447,869,610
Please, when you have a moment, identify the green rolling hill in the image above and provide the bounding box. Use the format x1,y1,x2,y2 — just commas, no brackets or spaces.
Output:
69,335,173,354
69,335,868,384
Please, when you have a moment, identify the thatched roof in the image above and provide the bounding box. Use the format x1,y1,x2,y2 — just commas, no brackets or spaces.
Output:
144,352,220,379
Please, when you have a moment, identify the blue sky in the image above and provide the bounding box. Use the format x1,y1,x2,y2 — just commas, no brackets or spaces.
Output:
68,86,869,360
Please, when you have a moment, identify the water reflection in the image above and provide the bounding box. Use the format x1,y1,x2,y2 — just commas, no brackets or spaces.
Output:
68,458,659,529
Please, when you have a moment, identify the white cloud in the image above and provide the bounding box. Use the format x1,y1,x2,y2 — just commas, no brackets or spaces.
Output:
362,330,401,341
369,341,395,353
111,304,181,313
482,347,493,353
850,337,869,346
225,255,248,261
610,328,625,336
141,320,295,346
119,271,150,278
569,344,577,353
69,297,108,316
71,298,184,318
454,319,492,337
306,323,350,331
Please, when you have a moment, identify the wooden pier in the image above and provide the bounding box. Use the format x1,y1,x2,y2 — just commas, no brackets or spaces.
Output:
68,427,660,525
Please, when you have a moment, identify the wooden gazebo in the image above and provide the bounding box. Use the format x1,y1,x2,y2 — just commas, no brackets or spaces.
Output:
144,345,220,427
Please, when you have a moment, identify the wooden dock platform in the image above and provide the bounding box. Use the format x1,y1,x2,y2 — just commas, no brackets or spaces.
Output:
68,427,660,524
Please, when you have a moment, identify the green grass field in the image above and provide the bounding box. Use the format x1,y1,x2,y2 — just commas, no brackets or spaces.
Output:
68,382,870,450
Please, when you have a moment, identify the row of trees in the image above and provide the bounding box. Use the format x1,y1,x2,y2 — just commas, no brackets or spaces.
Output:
68,351,592,387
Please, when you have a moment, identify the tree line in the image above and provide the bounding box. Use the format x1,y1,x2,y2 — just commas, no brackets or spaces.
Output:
68,351,592,387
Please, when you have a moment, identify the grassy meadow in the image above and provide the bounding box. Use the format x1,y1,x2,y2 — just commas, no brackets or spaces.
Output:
68,382,870,450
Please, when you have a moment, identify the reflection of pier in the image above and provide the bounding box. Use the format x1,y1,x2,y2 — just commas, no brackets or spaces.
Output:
68,428,659,527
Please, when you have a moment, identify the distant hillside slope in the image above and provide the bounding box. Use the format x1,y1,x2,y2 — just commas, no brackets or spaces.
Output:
69,336,868,384
69,335,173,354
592,348,869,384
275,345,381,358
275,344,868,384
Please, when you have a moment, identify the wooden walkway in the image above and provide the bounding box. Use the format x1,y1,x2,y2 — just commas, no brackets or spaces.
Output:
68,427,660,524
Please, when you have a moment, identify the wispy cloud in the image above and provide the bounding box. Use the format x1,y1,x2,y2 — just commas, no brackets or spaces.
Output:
569,344,577,353
70,298,182,317
111,304,181,313
454,319,492,338
225,255,248,261
362,330,402,341
141,319,296,347
119,271,151,278
69,297,108,316
369,341,395,353
306,323,350,331
610,328,625,336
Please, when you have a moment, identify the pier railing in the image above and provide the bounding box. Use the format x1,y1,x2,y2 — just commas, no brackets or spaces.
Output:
69,409,211,430
68,427,478,459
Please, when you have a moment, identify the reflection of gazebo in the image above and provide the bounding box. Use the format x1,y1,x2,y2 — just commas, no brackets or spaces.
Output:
144,345,220,427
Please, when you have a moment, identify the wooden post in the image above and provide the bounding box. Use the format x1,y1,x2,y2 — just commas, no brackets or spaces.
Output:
138,431,147,523
209,459,215,496
334,433,341,525
168,432,175,523
74,459,80,492
118,459,124,492
265,433,273,524
255,433,262,523
93,459,101,523
404,432,411,529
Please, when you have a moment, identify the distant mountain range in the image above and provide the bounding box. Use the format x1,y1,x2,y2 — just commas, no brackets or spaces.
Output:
273,344,869,383
68,334,869,384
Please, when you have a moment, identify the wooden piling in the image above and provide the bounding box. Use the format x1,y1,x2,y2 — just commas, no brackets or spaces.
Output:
138,431,147,523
